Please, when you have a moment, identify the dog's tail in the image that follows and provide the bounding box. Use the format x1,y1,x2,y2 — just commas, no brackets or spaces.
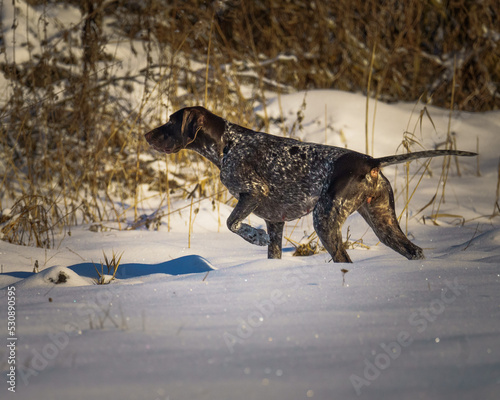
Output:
376,150,477,168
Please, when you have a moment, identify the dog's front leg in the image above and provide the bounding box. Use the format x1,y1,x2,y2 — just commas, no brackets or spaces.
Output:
266,221,284,259
227,193,270,246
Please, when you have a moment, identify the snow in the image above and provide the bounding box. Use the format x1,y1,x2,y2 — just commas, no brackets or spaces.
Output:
1,3,500,400
1,89,499,400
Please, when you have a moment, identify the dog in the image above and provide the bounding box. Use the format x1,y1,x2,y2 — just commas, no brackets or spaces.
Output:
145,106,476,262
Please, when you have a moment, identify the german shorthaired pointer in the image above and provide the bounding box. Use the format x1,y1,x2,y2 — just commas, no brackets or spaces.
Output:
145,106,476,262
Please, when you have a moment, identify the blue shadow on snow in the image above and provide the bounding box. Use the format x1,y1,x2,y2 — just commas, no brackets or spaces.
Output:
67,254,215,279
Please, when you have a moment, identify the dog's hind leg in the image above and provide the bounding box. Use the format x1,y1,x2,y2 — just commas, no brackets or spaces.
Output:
312,155,379,263
357,172,424,260
227,193,271,246
313,190,367,263
313,198,353,263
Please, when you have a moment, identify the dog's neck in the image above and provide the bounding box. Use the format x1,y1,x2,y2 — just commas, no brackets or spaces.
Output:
186,114,226,169
187,117,256,169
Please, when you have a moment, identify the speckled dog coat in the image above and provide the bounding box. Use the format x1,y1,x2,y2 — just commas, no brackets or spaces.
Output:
145,106,476,262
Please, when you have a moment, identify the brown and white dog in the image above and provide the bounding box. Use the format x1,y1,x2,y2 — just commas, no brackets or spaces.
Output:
145,106,476,262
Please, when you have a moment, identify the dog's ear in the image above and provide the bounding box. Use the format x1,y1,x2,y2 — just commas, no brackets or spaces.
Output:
180,108,195,136
180,108,204,143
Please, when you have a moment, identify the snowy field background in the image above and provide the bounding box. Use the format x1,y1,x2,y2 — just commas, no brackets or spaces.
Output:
1,1,500,400
1,88,499,400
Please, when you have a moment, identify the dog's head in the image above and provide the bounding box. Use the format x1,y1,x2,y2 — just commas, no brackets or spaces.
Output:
145,107,206,154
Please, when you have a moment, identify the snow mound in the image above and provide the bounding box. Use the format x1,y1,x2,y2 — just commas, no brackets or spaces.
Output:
13,265,93,289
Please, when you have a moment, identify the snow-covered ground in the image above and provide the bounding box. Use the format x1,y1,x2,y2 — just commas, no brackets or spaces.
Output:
1,88,499,400
1,2,500,399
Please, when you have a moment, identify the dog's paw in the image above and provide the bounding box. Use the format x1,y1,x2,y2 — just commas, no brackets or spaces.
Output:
252,228,271,246
409,247,425,260
238,224,270,246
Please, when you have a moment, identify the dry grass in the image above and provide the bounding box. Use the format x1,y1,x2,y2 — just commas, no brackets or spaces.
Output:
1,194,63,248
286,226,369,258
0,0,497,248
93,250,124,285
